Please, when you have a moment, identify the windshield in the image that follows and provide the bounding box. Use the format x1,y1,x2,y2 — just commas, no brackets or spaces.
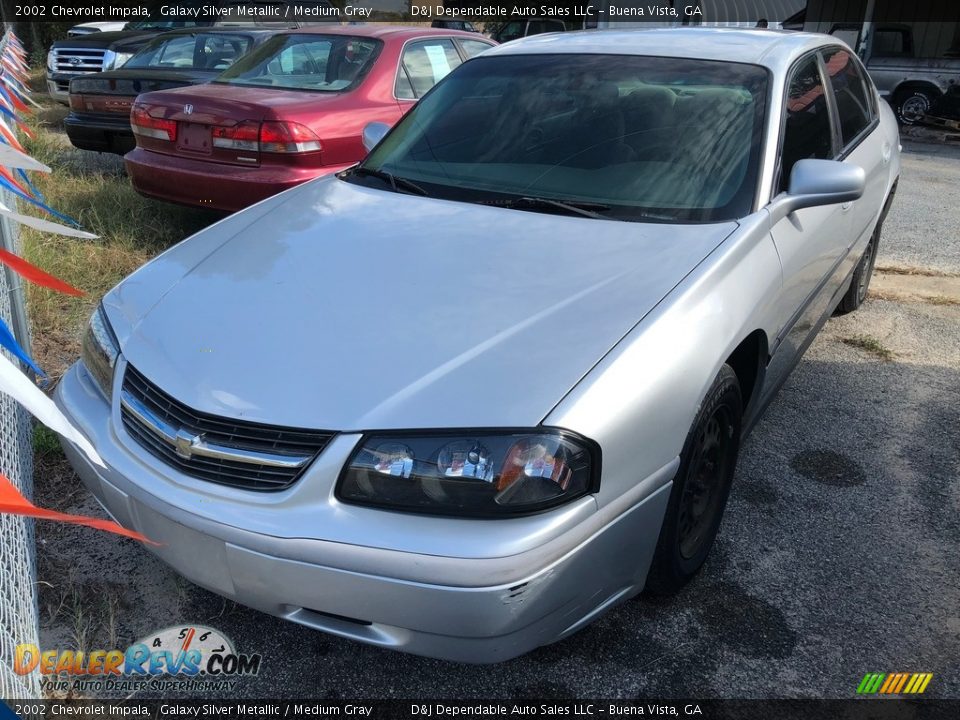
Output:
357,54,769,223
214,34,382,92
124,33,253,71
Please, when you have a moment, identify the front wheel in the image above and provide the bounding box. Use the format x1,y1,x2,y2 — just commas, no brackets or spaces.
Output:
645,364,742,595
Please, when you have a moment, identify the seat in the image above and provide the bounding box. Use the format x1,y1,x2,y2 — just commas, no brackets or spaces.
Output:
662,88,755,205
562,81,636,168
619,85,677,160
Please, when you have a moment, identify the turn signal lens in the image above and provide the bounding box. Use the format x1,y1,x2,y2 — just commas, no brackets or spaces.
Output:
80,304,120,402
338,431,598,517
130,105,177,142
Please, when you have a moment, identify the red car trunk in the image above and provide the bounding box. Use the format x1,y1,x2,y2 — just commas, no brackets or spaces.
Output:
125,27,494,211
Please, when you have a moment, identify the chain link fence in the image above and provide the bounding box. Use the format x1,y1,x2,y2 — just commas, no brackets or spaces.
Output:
0,185,41,699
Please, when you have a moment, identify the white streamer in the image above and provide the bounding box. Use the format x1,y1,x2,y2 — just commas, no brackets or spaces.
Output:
0,353,105,468
0,200,97,238
0,143,49,172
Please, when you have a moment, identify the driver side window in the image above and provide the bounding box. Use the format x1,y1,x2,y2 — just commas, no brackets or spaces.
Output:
779,56,834,193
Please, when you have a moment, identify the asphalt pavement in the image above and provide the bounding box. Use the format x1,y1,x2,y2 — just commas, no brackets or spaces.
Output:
881,138,960,273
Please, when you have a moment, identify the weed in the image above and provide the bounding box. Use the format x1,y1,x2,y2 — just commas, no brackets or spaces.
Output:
840,334,895,361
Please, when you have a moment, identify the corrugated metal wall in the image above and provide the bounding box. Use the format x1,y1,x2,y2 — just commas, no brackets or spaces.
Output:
806,0,960,58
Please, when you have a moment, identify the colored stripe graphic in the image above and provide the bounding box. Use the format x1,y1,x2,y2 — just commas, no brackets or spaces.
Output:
904,673,933,694
857,672,932,694
856,673,886,694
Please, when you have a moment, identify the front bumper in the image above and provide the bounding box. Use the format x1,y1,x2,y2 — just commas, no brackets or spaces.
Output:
47,72,82,104
125,147,352,212
64,113,134,154
55,360,672,662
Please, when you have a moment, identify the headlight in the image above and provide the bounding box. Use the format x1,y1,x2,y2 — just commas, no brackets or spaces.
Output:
111,52,134,69
46,49,55,72
338,430,599,516
81,304,119,401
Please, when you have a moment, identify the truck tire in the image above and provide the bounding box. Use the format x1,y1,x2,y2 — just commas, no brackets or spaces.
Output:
893,86,939,125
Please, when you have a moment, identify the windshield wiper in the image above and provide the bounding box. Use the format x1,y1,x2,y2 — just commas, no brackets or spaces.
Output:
347,167,428,197
480,196,610,220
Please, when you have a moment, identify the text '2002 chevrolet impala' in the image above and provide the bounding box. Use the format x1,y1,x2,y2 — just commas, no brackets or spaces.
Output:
57,29,899,662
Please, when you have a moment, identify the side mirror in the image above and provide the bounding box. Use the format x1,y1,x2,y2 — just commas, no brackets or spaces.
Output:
768,159,866,224
362,122,390,153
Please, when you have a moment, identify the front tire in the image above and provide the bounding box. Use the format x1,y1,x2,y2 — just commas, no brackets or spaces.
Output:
645,364,742,595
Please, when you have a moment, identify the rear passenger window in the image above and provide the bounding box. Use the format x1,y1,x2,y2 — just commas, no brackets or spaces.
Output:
822,48,873,147
458,39,494,59
780,56,833,192
873,30,911,57
395,40,462,100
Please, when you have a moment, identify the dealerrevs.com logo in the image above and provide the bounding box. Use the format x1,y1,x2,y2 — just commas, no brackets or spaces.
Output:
14,625,261,694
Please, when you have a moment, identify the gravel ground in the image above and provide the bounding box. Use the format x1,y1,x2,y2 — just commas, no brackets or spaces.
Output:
880,137,960,273
33,142,960,700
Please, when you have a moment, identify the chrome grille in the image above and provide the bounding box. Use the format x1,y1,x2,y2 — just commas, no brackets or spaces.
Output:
120,364,334,491
51,48,107,74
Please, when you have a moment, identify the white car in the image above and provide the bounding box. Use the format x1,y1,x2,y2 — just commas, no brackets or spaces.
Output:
67,22,129,36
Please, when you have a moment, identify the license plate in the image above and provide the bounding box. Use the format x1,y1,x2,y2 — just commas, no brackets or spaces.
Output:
177,122,212,155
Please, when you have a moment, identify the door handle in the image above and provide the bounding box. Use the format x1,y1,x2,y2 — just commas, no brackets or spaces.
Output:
882,143,892,164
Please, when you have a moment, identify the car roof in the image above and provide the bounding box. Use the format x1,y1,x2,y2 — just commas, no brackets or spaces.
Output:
147,26,278,37
485,28,839,70
278,24,485,41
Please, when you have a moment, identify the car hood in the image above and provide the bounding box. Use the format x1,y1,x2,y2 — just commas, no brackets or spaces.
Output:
53,31,151,49
105,178,737,431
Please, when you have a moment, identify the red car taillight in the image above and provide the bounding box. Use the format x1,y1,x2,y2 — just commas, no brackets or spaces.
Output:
130,105,177,142
259,122,322,153
211,121,259,151
69,94,83,111
211,120,322,154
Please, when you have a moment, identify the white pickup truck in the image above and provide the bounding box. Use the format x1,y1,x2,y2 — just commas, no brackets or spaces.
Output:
67,22,129,36
831,22,960,124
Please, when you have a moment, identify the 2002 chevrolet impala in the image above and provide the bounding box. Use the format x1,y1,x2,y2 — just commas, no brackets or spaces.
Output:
57,29,899,662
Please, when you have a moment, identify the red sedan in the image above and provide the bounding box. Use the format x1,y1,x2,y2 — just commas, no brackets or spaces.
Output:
125,26,494,211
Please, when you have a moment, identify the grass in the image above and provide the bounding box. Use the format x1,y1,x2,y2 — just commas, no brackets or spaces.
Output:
875,263,960,278
15,70,216,381
840,334,895,362
32,424,63,458
926,295,960,306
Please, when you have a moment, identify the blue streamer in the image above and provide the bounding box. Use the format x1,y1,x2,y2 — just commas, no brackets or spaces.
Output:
2,79,29,104
0,175,82,228
0,317,45,377
16,168,43,202
0,80,15,107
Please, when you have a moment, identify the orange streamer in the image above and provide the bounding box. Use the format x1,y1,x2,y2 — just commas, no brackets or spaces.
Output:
0,472,159,545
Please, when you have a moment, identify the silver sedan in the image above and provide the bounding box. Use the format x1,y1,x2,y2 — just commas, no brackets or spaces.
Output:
57,28,900,663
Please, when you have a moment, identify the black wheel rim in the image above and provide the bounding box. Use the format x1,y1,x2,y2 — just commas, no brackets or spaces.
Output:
857,236,877,303
678,407,734,560
901,95,929,124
